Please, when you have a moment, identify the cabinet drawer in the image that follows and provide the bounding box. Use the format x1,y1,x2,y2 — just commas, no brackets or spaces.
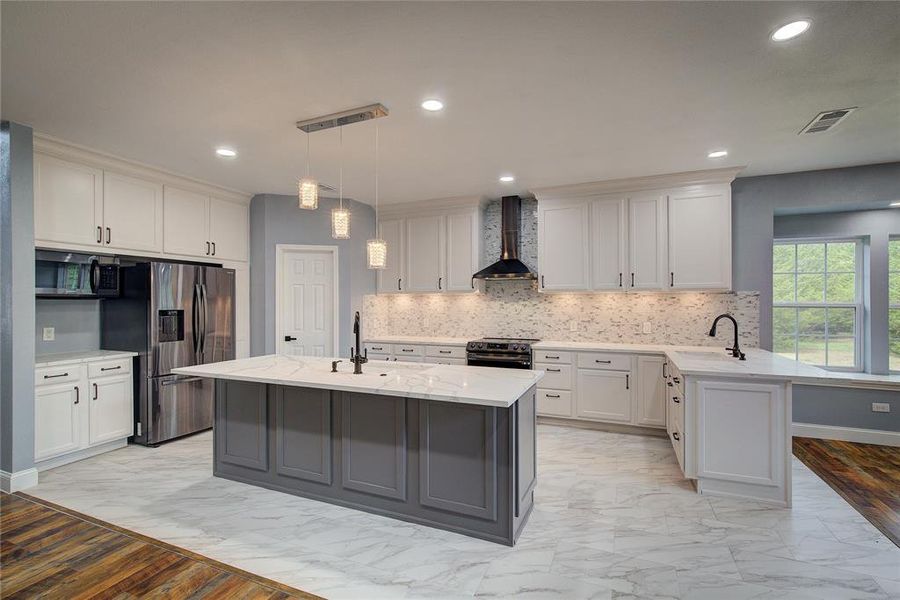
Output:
364,342,391,356
430,357,466,366
394,344,424,357
87,358,132,379
35,365,82,387
577,352,631,371
426,345,466,359
536,389,573,417
535,363,572,390
534,350,572,364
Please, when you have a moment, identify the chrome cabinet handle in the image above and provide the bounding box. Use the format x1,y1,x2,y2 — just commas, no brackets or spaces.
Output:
672,432,680,441
43,372,69,379
106,227,111,244
74,386,79,404
93,383,98,400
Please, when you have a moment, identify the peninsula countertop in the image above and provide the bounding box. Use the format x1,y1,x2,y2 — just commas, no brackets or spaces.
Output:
173,355,544,408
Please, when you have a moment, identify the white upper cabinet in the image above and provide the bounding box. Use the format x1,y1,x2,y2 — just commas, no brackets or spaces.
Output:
209,197,249,262
406,214,445,292
628,193,668,290
538,201,591,291
103,171,164,252
163,186,210,257
668,185,731,290
377,218,406,293
590,198,627,290
445,210,477,292
34,154,103,246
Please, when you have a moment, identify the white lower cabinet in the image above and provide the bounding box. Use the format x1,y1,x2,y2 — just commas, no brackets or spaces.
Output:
34,382,82,461
34,355,134,469
363,341,466,366
636,356,667,427
575,369,632,422
536,389,573,417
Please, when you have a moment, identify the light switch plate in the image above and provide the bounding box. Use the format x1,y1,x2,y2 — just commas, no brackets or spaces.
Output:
42,327,55,341
569,320,578,332
642,322,652,334
872,403,891,413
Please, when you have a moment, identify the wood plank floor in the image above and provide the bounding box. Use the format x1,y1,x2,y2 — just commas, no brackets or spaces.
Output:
793,436,900,548
0,492,322,599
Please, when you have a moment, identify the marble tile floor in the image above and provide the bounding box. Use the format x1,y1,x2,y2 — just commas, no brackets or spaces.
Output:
28,425,900,600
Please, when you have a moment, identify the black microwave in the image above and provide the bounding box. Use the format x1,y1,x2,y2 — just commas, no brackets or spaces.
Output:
35,250,120,298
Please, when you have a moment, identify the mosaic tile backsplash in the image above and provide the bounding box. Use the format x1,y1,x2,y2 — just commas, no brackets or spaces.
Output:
364,196,759,347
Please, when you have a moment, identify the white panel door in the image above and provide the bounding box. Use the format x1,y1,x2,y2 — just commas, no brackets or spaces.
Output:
163,186,210,258
575,369,632,423
668,187,731,290
635,356,666,428
406,214,445,292
538,201,590,291
89,375,133,445
628,194,667,290
209,197,249,262
591,198,627,290
445,210,477,292
376,218,405,293
34,153,103,247
35,383,82,461
278,250,335,357
103,171,164,252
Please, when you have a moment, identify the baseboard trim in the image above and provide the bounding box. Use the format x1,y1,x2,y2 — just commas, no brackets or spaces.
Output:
538,416,667,438
35,438,128,472
793,423,900,447
0,468,39,492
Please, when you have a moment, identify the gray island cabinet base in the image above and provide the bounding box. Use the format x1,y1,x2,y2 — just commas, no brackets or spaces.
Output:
214,380,537,545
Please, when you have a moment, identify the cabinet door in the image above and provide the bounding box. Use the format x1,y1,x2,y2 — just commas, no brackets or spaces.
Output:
35,383,82,461
628,194,667,290
575,369,632,423
445,210,477,292
668,187,731,290
164,186,210,257
538,201,590,291
89,375,133,445
103,171,164,252
209,197,249,262
406,214,445,292
34,154,103,247
591,198,627,290
636,356,666,428
377,218,406,293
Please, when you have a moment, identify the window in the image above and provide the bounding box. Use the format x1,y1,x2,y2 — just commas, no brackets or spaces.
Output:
773,240,862,370
891,238,900,372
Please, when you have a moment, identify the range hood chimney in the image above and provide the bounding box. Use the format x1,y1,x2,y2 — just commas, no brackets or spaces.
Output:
472,196,536,280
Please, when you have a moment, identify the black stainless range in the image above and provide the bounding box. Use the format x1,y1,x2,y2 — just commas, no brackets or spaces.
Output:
466,338,538,369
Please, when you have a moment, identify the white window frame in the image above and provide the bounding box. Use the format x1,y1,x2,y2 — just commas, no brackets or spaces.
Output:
890,237,900,373
772,237,864,372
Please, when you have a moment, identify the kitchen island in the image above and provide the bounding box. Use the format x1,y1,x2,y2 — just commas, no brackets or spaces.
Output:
173,355,543,545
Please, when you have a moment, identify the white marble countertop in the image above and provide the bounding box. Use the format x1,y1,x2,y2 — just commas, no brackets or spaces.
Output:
173,355,544,408
364,335,470,346
35,349,138,368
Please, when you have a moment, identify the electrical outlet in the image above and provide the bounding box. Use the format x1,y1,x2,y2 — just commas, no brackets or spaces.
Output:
872,403,891,413
569,320,578,332
42,327,55,341
642,322,652,334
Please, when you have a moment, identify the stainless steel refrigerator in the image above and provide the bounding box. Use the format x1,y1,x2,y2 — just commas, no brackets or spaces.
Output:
101,261,235,446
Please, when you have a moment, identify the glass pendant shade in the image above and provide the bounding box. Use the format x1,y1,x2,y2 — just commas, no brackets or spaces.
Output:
367,239,387,270
331,207,351,239
298,177,318,210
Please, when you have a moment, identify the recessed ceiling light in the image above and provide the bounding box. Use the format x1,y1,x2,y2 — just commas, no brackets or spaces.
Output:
421,99,444,112
771,20,811,41
890,201,900,207
707,150,728,158
499,175,515,183
215,147,237,158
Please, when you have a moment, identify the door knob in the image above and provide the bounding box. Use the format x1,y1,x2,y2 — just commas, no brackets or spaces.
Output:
284,336,297,342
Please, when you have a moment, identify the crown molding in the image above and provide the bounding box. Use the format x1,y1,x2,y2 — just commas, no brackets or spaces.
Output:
33,133,252,204
530,166,746,200
378,195,486,218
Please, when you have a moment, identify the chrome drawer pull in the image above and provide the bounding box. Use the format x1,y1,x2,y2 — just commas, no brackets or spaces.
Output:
44,372,69,379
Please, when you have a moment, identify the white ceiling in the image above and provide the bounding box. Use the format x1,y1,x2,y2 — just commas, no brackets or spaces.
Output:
2,2,898,204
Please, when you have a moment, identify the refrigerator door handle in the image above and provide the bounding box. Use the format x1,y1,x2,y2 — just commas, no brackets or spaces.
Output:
191,284,200,354
200,283,209,357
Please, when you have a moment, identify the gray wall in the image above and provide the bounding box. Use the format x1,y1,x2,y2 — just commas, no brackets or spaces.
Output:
249,194,376,357
0,121,35,475
35,300,101,355
732,163,900,433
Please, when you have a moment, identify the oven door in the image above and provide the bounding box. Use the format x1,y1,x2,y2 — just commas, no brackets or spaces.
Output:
466,353,532,369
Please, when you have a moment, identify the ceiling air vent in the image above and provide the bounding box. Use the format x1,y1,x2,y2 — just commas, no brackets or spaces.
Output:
799,108,857,134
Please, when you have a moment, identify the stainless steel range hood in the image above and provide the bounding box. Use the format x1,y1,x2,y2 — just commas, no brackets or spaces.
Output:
472,196,536,280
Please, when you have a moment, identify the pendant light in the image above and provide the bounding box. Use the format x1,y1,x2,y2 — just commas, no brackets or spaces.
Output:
331,126,351,239
298,133,318,210
367,121,387,270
